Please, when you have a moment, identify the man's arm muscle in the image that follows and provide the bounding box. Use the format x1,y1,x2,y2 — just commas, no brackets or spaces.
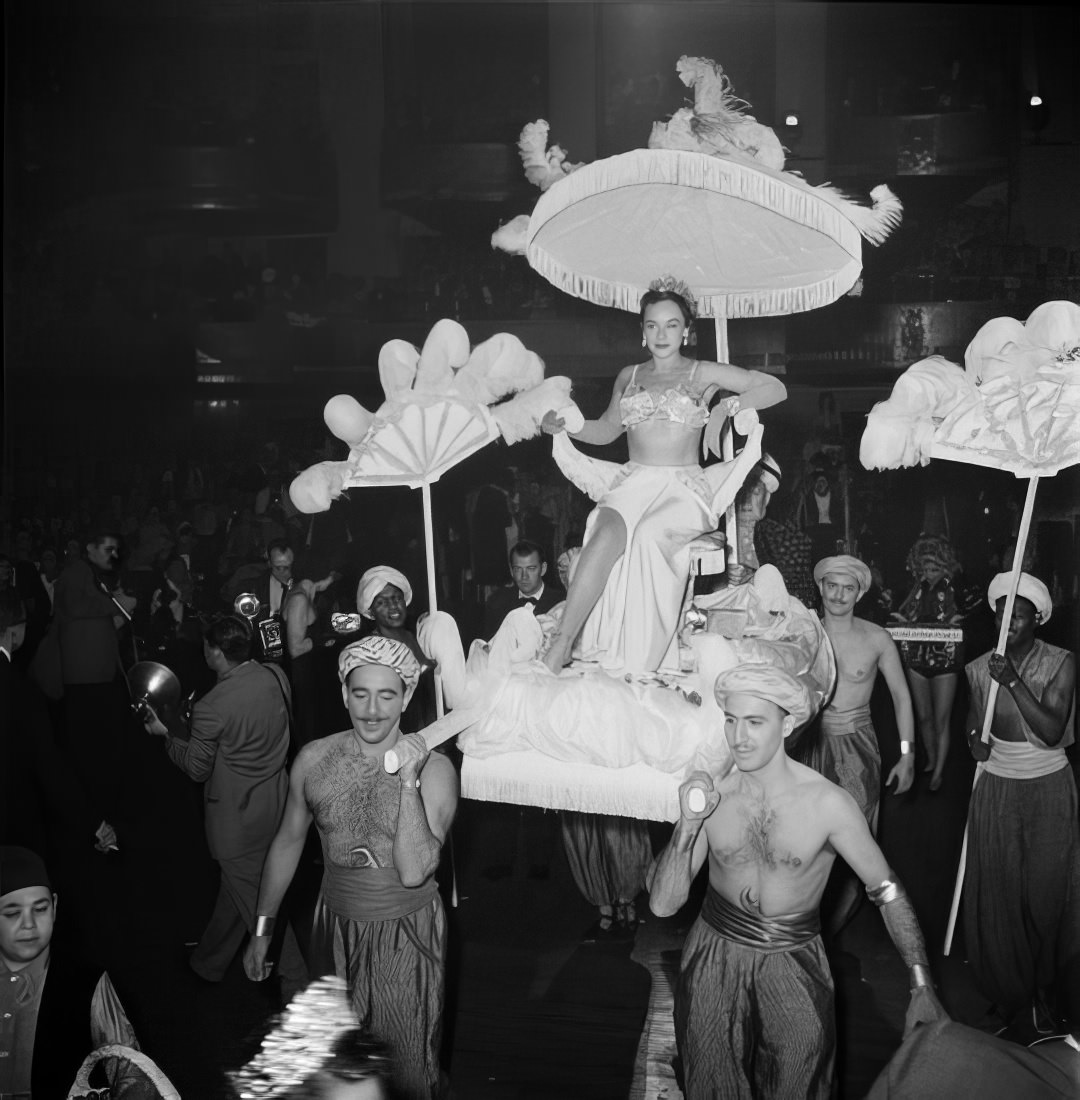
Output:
253,753,314,919
393,750,458,887
1014,652,1075,748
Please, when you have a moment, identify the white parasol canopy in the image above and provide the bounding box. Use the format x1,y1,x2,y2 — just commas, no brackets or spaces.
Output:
522,147,894,321
858,300,1080,955
493,56,902,560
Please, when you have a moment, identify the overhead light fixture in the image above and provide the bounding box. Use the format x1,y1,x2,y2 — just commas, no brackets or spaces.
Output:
1025,94,1049,138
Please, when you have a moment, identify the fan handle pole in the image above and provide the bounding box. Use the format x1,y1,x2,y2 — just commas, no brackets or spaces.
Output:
420,480,445,721
714,317,737,566
421,478,458,907
944,474,1040,954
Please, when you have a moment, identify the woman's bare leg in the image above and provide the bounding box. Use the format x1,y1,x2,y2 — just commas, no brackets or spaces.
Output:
906,669,936,772
928,673,958,790
542,508,626,672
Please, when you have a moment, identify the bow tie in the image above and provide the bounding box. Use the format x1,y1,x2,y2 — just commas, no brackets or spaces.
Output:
518,595,538,606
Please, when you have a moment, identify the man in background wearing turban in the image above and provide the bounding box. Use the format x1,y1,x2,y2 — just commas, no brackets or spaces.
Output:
356,565,415,649
357,563,443,732
649,666,946,1099
243,636,458,1100
812,554,916,933
964,571,1078,1037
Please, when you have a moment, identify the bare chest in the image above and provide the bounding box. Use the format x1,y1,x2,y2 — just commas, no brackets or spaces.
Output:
830,631,877,685
305,742,399,861
708,790,818,875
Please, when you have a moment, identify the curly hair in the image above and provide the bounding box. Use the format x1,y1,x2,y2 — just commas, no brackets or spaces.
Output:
905,534,961,579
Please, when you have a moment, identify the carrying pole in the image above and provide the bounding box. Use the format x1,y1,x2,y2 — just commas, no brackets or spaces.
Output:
943,475,1040,954
714,317,738,566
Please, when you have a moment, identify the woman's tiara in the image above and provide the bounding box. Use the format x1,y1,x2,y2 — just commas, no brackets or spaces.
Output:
648,275,697,317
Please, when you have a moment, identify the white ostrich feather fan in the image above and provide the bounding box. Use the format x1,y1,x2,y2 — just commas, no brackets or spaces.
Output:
289,319,564,511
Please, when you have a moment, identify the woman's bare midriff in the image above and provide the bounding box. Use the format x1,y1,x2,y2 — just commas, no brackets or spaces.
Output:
626,420,703,466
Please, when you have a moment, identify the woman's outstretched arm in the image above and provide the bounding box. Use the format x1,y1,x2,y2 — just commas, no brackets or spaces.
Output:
542,364,635,445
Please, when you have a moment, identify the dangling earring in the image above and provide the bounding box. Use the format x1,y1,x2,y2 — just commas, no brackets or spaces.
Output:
682,331,689,346
642,335,647,347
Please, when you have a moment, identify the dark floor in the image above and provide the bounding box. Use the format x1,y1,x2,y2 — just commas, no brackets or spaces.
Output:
40,699,1063,1100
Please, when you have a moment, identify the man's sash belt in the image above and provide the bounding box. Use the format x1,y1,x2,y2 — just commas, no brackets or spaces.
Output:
821,705,872,736
985,735,1068,780
701,887,820,950
321,863,436,922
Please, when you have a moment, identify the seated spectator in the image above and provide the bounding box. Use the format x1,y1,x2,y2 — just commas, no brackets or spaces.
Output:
482,540,565,641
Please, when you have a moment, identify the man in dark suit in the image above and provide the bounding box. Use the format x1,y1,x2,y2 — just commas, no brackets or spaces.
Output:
1,590,117,854
223,538,295,662
51,526,139,822
482,540,564,640
143,614,306,994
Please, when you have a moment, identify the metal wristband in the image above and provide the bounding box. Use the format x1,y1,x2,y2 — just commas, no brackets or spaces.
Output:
899,741,913,756
866,878,907,907
254,915,276,937
401,777,421,790
909,964,934,991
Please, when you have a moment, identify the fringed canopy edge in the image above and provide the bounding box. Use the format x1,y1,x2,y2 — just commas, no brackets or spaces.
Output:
461,751,681,822
524,148,879,318
527,246,862,320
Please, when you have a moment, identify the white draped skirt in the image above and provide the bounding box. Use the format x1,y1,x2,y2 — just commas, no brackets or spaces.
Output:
578,462,715,673
553,428,763,675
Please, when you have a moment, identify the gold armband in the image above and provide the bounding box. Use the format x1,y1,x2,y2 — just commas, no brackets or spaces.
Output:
909,964,934,991
254,915,276,937
866,878,906,906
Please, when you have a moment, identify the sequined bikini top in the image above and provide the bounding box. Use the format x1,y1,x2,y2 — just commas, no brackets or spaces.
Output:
619,361,711,430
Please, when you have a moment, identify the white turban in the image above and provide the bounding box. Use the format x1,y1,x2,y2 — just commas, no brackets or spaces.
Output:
813,555,872,600
758,453,781,493
357,566,413,619
713,665,814,729
337,636,422,706
986,572,1052,625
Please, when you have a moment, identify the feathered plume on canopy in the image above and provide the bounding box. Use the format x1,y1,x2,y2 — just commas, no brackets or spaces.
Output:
491,55,902,320
290,319,572,513
860,301,1080,478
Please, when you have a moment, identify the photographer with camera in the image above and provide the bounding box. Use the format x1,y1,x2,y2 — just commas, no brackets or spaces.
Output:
141,614,306,994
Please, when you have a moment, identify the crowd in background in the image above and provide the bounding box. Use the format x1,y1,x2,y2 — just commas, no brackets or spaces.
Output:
1,430,1077,1097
